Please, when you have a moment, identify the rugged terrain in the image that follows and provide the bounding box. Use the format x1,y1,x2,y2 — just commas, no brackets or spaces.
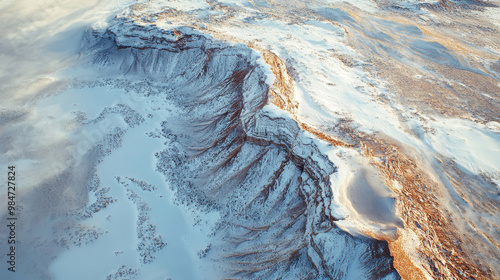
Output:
0,0,499,279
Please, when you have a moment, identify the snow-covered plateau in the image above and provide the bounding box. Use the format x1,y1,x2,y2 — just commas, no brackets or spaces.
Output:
0,0,499,279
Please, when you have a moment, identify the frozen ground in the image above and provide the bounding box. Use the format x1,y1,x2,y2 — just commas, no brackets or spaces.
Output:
0,0,499,279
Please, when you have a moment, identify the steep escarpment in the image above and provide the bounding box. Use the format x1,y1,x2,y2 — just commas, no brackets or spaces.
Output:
2,1,499,280
82,17,400,279
260,40,498,280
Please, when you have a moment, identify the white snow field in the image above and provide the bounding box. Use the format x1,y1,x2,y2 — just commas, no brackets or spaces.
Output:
0,0,499,279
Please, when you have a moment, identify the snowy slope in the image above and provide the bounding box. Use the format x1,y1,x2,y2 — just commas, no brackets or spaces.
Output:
0,0,499,280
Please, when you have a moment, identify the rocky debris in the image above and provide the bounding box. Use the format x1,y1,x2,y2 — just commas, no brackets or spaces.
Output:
125,187,166,264
105,265,139,280
56,224,107,249
82,187,117,218
125,177,156,192
85,104,145,128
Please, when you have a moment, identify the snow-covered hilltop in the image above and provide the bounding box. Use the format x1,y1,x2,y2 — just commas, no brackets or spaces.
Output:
0,0,499,279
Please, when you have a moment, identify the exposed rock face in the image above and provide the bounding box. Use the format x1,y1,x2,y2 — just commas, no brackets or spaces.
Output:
83,18,399,279
2,1,498,280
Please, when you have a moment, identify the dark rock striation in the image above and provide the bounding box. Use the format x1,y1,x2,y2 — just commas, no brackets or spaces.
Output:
82,16,400,279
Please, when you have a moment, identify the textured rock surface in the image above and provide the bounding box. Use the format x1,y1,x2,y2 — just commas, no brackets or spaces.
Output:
0,1,498,280
83,18,399,279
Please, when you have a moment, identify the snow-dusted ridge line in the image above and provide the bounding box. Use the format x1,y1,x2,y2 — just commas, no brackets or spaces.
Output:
81,15,400,279
2,0,497,279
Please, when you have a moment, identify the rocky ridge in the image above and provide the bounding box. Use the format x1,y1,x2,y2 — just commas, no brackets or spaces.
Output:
82,16,400,279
